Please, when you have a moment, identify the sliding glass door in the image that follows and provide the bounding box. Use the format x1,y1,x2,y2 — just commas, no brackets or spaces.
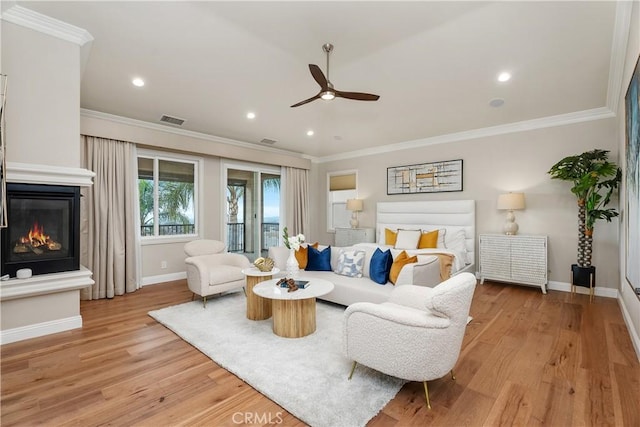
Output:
224,162,280,262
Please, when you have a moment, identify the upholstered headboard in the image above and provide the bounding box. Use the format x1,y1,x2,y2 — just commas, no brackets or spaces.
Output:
376,200,476,269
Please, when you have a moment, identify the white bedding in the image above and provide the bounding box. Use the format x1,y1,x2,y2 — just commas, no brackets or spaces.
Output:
353,243,466,273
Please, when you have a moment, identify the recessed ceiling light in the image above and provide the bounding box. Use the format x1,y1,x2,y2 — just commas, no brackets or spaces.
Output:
132,77,145,87
306,130,314,136
489,98,505,108
497,72,511,82
246,112,256,119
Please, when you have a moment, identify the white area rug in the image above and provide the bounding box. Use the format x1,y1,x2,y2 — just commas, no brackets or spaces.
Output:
148,292,405,427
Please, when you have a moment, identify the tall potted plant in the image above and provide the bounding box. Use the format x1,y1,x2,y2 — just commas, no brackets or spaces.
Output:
548,149,622,287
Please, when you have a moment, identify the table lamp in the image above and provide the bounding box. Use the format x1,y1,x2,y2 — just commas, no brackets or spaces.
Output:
497,192,525,235
346,199,363,229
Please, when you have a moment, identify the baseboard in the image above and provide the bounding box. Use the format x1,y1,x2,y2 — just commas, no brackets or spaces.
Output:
547,281,618,298
0,315,82,345
142,271,187,286
617,295,640,362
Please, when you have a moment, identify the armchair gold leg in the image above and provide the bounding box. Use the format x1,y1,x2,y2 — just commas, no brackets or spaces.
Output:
203,296,207,308
348,361,357,380
191,293,196,301
450,370,456,380
423,381,431,409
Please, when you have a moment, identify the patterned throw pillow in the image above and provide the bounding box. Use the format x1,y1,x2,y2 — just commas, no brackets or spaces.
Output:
334,249,366,278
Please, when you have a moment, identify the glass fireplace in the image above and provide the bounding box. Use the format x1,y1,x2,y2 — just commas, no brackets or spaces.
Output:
1,183,80,277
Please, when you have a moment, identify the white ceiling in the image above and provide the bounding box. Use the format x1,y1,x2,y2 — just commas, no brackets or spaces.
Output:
8,1,628,160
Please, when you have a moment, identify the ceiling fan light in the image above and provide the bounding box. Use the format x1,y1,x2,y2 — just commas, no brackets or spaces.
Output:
321,91,335,100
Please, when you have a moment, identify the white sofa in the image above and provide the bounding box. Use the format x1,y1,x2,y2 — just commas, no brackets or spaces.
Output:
268,244,442,306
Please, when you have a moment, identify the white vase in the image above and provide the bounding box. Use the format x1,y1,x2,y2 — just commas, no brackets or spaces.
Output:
286,248,299,278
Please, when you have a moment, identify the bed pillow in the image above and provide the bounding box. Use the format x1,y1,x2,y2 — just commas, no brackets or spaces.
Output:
334,249,366,278
306,245,332,271
295,242,318,269
389,250,418,284
394,229,421,250
369,248,393,284
385,228,397,245
418,229,439,249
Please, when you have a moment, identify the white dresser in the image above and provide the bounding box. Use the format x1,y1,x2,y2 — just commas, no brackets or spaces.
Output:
479,234,548,294
335,227,375,246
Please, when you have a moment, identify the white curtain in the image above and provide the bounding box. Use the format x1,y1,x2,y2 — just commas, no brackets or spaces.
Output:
80,135,140,300
283,167,309,236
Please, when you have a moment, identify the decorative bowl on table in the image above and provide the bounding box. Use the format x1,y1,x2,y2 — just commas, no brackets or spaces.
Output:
253,257,275,272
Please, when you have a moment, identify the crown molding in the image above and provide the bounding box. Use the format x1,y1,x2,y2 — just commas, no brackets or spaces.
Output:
1,5,93,46
80,109,308,159
313,107,615,163
606,0,633,113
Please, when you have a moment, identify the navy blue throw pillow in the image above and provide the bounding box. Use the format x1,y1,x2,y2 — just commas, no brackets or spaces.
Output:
369,248,393,284
306,246,332,271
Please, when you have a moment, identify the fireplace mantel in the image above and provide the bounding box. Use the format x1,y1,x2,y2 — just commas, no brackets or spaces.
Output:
0,266,94,301
6,162,95,186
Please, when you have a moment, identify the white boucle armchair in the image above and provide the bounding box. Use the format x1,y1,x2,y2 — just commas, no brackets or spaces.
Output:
343,272,476,408
184,239,251,307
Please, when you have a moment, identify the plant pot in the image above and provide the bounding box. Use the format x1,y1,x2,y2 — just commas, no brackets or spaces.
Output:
571,264,596,288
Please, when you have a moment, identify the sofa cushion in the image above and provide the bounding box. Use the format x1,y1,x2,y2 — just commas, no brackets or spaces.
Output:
334,249,366,278
295,242,318,269
369,248,393,284
389,250,418,284
306,245,332,271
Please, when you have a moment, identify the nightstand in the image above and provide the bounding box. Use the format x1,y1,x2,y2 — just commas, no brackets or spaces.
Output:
479,234,548,294
335,227,375,246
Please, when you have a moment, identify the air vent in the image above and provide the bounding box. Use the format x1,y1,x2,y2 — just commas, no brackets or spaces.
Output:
159,115,185,126
260,138,277,145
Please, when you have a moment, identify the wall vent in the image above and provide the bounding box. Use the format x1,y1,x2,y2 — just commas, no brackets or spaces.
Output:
159,115,186,126
260,138,277,145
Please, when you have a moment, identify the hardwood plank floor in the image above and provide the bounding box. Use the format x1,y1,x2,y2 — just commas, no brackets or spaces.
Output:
2,280,639,426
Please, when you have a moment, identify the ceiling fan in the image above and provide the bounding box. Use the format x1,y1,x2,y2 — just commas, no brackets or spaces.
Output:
290,43,380,108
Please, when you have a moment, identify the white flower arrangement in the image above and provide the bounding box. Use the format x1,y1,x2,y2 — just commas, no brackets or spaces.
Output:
283,226,305,251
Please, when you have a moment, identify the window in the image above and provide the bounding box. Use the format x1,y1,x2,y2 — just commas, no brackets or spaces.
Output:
327,170,357,232
138,153,200,239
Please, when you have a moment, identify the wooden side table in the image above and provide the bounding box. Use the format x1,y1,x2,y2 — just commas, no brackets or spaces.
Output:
241,267,279,320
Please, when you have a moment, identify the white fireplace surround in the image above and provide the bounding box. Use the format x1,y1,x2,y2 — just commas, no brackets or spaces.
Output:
1,162,95,344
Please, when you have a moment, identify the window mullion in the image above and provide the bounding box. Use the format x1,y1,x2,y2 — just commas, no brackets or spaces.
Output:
153,157,159,237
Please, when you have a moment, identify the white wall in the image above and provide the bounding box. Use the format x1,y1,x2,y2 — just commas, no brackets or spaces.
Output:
312,117,620,289
617,0,640,357
3,22,80,167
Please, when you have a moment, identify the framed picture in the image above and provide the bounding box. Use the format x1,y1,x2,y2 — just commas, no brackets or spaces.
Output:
387,159,463,194
625,55,640,297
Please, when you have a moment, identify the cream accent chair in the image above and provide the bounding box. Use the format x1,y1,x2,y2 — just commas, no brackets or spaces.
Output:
184,239,251,307
343,272,476,408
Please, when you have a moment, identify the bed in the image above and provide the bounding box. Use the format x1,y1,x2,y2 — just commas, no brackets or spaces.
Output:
374,200,476,275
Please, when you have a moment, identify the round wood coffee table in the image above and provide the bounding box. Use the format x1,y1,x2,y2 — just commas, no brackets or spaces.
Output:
241,267,280,320
252,278,334,338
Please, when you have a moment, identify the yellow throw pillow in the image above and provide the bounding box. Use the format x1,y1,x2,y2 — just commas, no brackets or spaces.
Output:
418,229,439,249
385,228,397,246
295,242,318,269
389,250,418,284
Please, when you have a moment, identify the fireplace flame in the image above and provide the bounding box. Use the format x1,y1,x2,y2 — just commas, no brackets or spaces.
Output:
24,222,50,247
15,221,61,252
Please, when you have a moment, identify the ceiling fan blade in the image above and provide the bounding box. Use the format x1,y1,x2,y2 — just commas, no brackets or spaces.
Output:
335,90,380,101
309,64,328,89
290,93,321,108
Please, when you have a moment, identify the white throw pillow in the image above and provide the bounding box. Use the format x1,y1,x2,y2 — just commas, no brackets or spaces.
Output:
394,229,421,250
445,229,468,260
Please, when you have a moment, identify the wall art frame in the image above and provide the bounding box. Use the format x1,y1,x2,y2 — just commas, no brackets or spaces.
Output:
387,159,463,195
625,55,640,298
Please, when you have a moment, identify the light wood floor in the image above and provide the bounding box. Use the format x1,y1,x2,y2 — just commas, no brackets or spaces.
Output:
2,280,639,426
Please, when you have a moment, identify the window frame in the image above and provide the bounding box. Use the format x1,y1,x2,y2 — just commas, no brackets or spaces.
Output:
326,169,358,233
137,149,203,245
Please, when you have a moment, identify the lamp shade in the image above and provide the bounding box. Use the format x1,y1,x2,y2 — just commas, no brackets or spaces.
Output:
497,192,525,210
346,198,363,212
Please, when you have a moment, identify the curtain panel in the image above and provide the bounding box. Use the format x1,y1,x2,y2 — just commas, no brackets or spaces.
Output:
283,167,309,236
81,135,140,300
